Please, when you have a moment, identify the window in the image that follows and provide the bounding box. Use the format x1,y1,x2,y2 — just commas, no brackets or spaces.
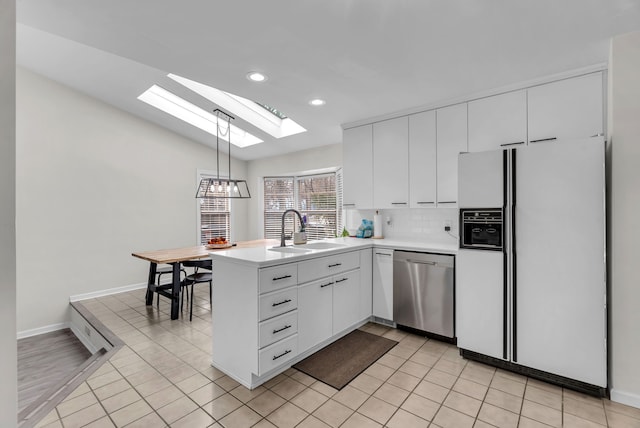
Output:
197,176,230,244
264,171,343,241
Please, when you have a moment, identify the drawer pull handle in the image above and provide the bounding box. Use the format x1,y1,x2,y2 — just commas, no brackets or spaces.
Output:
272,299,292,307
328,263,342,268
417,201,435,204
320,282,334,288
273,349,292,361
375,252,391,256
273,275,292,281
529,137,557,143
335,278,348,283
273,325,292,334
438,201,457,204
391,202,407,205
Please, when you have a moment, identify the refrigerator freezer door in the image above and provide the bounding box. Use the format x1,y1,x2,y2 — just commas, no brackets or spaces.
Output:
456,249,506,360
514,137,606,387
458,149,505,208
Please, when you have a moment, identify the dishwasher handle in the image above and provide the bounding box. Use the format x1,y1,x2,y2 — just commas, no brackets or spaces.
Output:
404,259,437,266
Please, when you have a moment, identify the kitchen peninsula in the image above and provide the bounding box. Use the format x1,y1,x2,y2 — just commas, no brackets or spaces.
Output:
208,237,457,389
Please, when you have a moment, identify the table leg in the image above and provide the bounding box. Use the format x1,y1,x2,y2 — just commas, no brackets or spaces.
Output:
145,262,157,305
171,262,181,320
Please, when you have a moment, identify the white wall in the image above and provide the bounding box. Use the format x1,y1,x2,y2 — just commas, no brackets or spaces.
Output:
0,0,17,424
16,67,249,333
609,30,640,408
245,144,342,240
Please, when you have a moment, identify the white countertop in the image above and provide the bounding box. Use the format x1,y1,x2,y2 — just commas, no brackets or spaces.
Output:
210,236,458,268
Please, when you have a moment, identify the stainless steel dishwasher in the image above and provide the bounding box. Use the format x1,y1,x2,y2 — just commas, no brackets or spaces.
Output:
393,251,455,339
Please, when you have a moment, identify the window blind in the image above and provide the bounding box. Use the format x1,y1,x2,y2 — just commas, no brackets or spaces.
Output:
198,177,230,244
264,172,342,241
264,177,294,239
297,174,337,241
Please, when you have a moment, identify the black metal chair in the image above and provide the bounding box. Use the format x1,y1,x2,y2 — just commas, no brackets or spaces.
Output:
181,259,213,321
155,265,187,308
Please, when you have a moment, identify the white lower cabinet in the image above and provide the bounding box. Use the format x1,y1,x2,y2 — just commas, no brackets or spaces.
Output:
258,310,298,348
333,270,361,335
259,334,298,374
373,248,394,320
212,248,370,389
298,278,334,353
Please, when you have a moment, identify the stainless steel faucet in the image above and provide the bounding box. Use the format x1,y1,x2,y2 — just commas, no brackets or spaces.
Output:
280,209,305,247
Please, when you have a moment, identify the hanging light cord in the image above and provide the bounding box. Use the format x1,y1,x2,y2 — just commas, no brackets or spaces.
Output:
214,109,233,193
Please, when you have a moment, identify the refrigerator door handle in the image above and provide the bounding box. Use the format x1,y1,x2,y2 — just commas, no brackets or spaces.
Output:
511,148,518,363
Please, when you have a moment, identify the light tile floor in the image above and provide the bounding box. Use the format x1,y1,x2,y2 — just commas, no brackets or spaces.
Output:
35,287,640,428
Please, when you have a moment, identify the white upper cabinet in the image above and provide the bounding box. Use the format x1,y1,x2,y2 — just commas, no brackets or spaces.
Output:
436,103,468,206
528,72,603,143
373,117,409,209
343,124,373,209
409,111,437,208
468,90,527,152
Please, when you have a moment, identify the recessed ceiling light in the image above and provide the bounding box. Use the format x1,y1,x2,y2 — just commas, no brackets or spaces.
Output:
309,98,326,106
247,71,267,82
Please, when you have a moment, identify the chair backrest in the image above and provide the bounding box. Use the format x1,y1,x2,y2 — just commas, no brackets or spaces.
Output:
182,259,212,270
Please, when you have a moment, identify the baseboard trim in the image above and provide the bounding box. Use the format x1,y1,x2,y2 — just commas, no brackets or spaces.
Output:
17,322,69,340
69,282,147,302
610,388,640,410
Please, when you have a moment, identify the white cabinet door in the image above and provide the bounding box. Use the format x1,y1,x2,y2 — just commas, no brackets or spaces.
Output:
359,248,373,321
372,249,393,320
297,278,333,353
468,90,527,152
456,249,505,360
373,117,409,209
409,111,437,208
343,124,373,209
436,103,468,206
528,72,603,144
333,270,361,335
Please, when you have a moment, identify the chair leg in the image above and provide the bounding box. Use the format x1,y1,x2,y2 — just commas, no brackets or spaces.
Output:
190,284,195,322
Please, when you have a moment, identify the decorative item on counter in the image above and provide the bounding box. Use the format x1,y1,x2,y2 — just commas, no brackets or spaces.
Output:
340,227,350,237
356,219,374,238
373,210,383,239
294,214,308,244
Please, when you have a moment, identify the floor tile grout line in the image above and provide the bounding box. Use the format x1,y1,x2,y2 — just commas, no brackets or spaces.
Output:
67,290,640,428
86,293,219,428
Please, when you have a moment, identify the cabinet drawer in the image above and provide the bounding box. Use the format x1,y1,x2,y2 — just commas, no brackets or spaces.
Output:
259,334,298,375
259,264,298,294
259,310,298,348
298,251,359,284
259,287,298,322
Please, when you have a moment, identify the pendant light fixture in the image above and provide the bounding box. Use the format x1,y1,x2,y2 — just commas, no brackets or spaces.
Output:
195,109,251,199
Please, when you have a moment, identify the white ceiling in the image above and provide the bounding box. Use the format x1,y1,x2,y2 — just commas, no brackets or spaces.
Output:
16,0,640,161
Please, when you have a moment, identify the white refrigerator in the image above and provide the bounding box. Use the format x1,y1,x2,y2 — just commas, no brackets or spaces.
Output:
456,137,607,392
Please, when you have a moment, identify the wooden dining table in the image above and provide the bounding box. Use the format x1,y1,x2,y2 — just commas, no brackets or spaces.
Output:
132,239,277,319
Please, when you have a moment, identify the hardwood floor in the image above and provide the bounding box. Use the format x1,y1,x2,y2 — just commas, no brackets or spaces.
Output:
18,329,92,412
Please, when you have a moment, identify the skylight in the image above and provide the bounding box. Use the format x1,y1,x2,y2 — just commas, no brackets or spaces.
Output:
138,85,263,148
168,73,306,139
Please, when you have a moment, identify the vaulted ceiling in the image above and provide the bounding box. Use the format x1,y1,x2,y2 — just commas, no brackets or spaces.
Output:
16,0,640,160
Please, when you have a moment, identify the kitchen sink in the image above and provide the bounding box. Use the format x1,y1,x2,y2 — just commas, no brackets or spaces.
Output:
299,242,348,250
268,246,313,254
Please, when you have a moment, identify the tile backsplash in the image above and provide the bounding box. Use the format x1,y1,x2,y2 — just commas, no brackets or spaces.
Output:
345,208,459,242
